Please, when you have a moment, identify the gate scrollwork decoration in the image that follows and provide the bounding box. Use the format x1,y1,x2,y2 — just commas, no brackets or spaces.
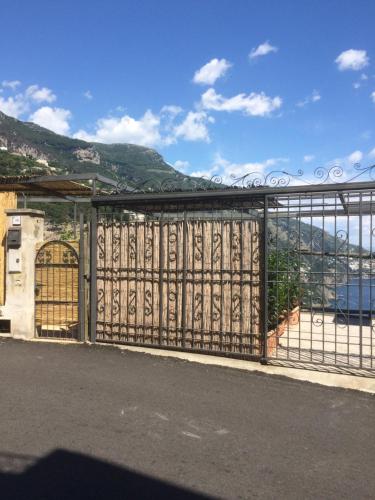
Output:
212,293,221,321
194,292,203,321
97,231,105,260
194,233,203,261
97,288,105,314
231,232,241,262
129,233,137,260
144,289,153,316
169,291,177,321
112,288,120,316
62,249,76,265
109,161,375,195
231,294,241,322
213,233,222,263
336,229,348,253
128,289,136,315
145,236,153,262
168,230,177,263
113,228,121,264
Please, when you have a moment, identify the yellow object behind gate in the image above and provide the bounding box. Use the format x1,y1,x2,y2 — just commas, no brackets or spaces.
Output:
0,192,17,305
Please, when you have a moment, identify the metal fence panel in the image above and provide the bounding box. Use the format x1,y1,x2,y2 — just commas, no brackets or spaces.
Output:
94,205,262,358
265,189,375,371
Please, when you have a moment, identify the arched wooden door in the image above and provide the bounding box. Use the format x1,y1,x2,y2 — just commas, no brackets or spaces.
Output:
35,241,79,339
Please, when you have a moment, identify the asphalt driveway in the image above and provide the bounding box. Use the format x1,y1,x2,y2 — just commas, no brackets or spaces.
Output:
0,338,374,499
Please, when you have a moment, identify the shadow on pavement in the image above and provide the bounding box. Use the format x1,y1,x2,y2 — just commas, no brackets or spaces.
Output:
0,449,211,500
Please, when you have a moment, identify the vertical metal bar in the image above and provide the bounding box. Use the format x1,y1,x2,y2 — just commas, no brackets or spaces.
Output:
261,195,269,363
73,203,77,239
158,217,164,346
192,220,196,348
210,213,214,351
321,193,326,364
201,218,205,350
346,196,350,363
297,194,302,360
359,191,363,368
151,219,156,343
229,219,233,352
78,211,85,341
143,218,146,343
370,192,374,369
334,192,338,365
110,208,114,339
239,210,244,353
119,210,123,340
166,221,170,345
90,204,98,342
220,218,224,352
134,218,139,343
181,210,187,347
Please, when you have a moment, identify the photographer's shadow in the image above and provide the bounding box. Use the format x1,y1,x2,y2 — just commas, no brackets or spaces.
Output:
0,449,211,500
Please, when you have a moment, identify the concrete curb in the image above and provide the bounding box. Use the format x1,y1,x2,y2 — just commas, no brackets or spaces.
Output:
113,344,375,394
2,334,374,394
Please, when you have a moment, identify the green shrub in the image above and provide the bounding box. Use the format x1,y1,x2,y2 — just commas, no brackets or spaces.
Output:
267,250,302,330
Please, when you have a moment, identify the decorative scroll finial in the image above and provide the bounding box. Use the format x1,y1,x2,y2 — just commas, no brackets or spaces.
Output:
110,162,375,195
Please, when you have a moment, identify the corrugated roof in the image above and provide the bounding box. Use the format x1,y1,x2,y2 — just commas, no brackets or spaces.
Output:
0,175,93,197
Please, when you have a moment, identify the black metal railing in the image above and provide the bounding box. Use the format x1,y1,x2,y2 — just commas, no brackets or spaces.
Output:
90,175,375,374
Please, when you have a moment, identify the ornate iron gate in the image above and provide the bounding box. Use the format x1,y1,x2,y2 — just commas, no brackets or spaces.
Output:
90,171,375,375
92,201,262,357
35,240,79,339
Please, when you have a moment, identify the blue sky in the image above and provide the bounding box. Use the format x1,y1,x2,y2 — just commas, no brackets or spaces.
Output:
1,0,375,184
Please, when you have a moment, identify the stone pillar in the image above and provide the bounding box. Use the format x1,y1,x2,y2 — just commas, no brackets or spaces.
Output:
0,209,44,339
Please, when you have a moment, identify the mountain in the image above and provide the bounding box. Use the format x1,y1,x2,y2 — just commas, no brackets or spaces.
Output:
0,111,186,188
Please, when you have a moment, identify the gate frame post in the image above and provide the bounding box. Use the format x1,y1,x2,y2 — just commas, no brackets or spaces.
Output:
90,204,98,343
78,210,86,342
260,195,269,364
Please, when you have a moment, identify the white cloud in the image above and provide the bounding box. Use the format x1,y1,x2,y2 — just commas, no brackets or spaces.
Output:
173,111,212,142
201,88,282,116
335,49,369,71
192,154,289,184
348,150,363,164
2,80,21,90
371,91,375,104
83,90,93,100
0,94,28,118
190,166,218,178
311,90,321,102
353,73,369,89
297,90,321,107
303,155,315,163
73,104,214,146
173,160,190,172
161,105,183,117
26,85,56,103
74,110,161,146
0,81,58,119
369,147,375,159
249,41,278,60
29,106,72,135
193,58,232,85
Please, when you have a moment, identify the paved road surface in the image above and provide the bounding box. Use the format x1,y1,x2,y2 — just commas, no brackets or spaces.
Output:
0,338,374,499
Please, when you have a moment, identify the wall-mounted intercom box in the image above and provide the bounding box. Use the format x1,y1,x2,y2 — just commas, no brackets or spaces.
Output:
7,228,21,249
8,249,22,273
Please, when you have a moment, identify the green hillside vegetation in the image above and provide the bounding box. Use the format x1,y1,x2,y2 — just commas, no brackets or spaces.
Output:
0,150,49,176
0,110,195,223
0,111,187,188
